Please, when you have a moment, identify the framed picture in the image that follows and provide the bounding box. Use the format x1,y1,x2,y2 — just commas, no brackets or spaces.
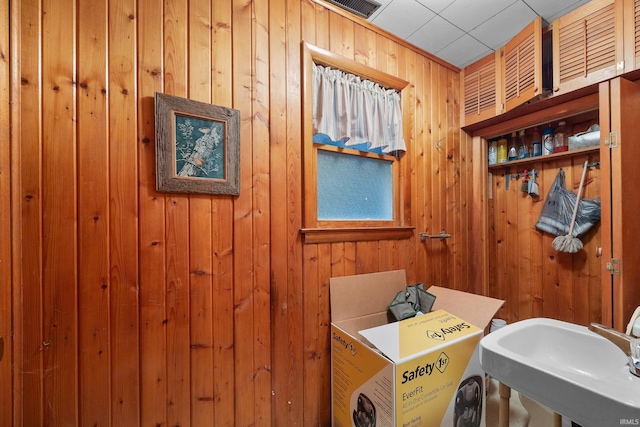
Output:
155,92,240,195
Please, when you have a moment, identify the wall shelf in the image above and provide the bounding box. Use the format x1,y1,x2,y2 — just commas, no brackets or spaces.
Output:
488,146,599,170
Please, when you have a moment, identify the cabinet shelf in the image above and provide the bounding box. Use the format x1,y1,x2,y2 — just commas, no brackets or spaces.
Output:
488,146,599,170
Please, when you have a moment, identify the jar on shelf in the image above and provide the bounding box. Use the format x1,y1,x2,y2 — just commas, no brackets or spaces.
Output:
553,121,568,153
497,137,508,163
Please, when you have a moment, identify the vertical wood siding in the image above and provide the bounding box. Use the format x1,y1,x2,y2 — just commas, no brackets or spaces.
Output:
487,156,602,325
5,0,477,426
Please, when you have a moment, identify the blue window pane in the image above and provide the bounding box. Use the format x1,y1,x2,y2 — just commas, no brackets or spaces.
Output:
317,150,393,220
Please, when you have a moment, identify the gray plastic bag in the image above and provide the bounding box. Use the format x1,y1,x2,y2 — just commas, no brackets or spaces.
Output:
535,169,601,237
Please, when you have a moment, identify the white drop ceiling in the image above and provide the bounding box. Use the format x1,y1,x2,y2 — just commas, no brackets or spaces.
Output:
367,0,591,69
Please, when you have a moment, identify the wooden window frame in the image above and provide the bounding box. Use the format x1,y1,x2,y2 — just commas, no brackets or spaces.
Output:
300,42,413,244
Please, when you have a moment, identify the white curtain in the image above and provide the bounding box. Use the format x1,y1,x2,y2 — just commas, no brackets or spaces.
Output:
312,62,406,153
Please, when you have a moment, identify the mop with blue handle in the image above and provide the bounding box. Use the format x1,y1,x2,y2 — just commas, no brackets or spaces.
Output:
552,160,588,253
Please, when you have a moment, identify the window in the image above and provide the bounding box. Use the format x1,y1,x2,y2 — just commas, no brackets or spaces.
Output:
301,42,413,243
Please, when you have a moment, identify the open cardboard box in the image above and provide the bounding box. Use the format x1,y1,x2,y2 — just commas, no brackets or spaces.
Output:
330,270,504,427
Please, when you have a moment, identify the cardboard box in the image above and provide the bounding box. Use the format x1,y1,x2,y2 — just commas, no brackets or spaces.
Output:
330,270,503,427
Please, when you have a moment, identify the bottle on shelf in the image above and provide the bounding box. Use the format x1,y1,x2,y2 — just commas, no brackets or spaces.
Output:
542,124,554,156
553,121,568,153
508,132,518,161
497,136,508,163
531,127,542,157
488,139,497,165
518,129,529,159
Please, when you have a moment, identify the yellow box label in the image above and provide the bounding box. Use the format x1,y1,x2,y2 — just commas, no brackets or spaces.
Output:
399,310,480,358
396,334,481,427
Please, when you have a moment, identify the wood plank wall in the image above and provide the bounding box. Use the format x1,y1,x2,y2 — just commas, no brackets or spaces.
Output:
0,0,10,424
487,156,603,326
4,0,475,426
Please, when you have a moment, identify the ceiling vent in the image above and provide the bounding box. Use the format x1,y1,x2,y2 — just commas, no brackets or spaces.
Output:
325,0,381,19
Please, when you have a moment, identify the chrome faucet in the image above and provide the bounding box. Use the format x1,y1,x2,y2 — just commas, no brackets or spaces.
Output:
589,323,640,378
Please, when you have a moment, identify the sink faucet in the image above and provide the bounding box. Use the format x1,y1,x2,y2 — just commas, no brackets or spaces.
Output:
589,323,640,377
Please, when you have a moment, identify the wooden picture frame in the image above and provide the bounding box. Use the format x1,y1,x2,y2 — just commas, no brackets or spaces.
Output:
154,92,240,195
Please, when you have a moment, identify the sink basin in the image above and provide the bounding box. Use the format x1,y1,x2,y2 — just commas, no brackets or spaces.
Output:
480,318,640,427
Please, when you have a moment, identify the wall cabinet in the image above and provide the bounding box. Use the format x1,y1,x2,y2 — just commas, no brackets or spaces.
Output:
622,0,640,72
552,0,624,95
461,18,541,127
461,51,501,127
462,0,640,128
503,17,543,112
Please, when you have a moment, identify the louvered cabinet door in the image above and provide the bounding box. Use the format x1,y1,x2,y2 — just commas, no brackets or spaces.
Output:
552,0,624,96
623,0,640,72
503,17,542,112
461,51,501,127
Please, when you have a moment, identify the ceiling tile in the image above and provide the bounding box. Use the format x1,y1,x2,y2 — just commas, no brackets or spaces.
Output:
370,0,436,39
439,0,519,32
435,34,492,68
407,15,464,55
413,0,456,14
470,1,538,50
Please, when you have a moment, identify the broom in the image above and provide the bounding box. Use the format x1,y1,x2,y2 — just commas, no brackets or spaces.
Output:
552,160,589,253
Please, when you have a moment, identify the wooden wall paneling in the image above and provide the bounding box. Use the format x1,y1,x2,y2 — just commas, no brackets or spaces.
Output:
468,134,488,297
414,55,428,278
555,159,578,322
253,0,272,423
163,1,192,424
78,1,110,424
432,64,446,284
422,58,437,286
541,161,561,320
329,13,354,60
211,195,235,427
354,25,376,67
529,162,545,319
493,170,507,319
187,0,214,424
571,157,601,325
316,243,332,425
0,0,11,423
211,1,236,424
316,6,330,50
14,0,43,424
42,0,79,423
302,243,320,425
232,0,258,424
269,0,289,423
505,163,519,320
585,160,602,325
138,0,167,424
303,241,333,426
447,68,463,291
516,166,533,320
398,46,416,284
108,0,140,423
355,241,379,273
284,0,304,424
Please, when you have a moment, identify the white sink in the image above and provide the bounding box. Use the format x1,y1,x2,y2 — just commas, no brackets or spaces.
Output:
480,318,640,427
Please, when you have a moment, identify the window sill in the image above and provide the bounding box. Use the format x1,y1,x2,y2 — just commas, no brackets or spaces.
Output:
300,226,415,244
